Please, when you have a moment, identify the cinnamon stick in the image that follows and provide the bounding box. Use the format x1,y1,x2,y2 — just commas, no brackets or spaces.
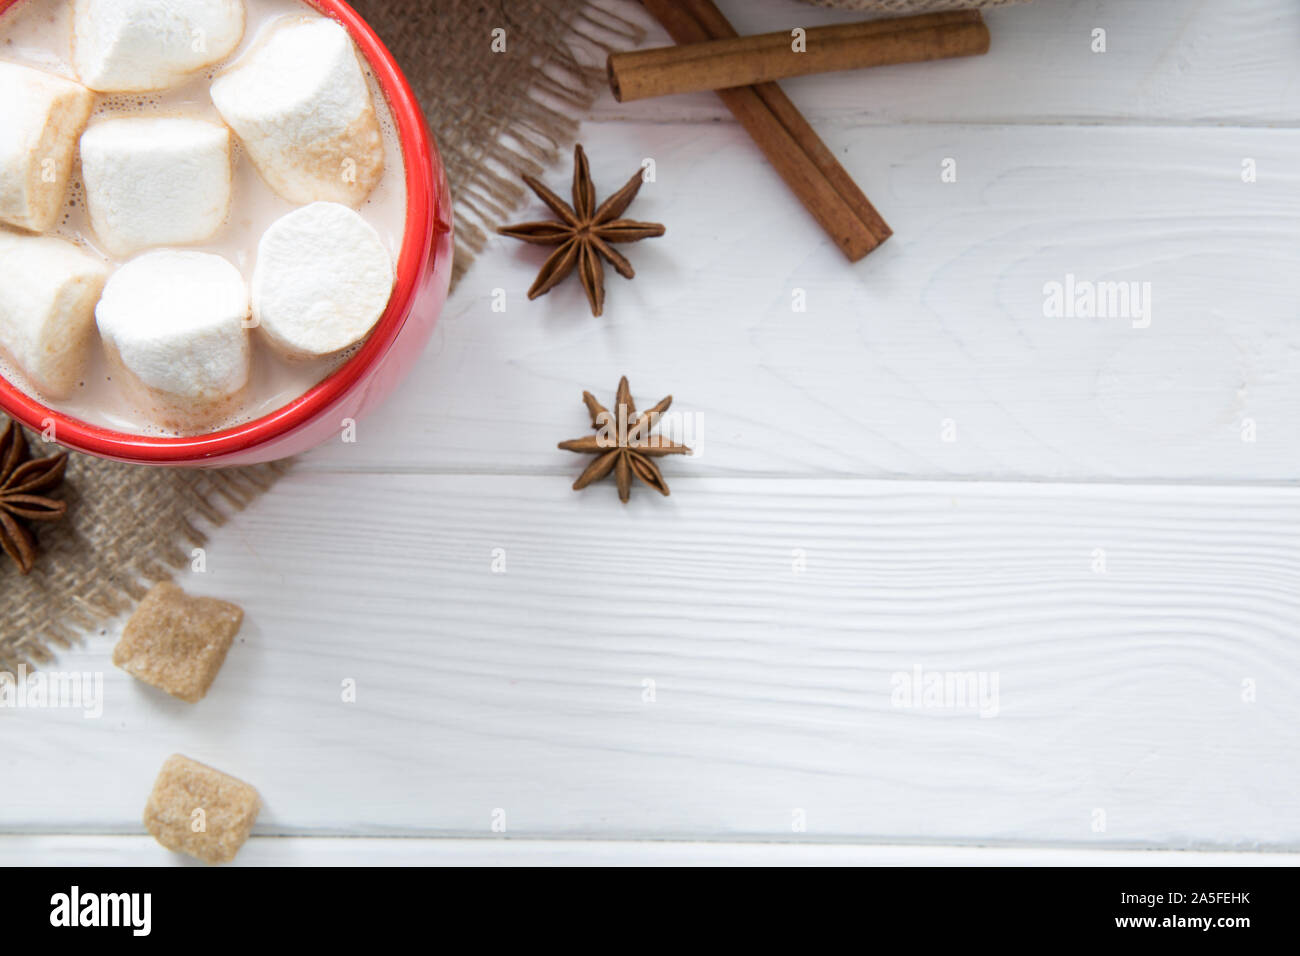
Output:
610,11,989,102
640,0,890,260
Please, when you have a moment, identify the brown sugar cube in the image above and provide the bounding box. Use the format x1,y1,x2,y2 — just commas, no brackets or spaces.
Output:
112,581,243,703
143,754,260,864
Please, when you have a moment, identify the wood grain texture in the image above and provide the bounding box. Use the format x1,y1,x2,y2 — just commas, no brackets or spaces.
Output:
4,475,1298,848
301,121,1300,481
3,836,1297,867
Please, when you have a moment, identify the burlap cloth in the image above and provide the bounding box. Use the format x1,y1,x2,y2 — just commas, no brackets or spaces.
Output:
1,0,642,671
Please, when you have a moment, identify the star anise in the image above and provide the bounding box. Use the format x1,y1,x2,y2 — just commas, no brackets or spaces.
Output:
498,144,665,316
558,376,691,502
0,418,69,574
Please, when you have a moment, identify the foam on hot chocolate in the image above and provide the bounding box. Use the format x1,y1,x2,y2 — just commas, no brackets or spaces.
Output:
0,0,408,437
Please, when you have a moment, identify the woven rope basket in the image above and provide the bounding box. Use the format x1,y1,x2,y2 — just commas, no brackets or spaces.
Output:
797,0,1030,12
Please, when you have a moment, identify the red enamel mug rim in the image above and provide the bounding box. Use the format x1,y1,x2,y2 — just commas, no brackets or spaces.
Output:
0,0,440,463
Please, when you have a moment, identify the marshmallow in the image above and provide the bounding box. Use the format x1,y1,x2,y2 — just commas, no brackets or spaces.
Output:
0,62,95,233
80,117,232,257
96,250,250,431
0,230,108,398
251,202,393,361
73,0,246,92
210,15,385,206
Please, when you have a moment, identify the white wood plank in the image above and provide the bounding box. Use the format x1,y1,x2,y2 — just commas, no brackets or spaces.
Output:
592,0,1300,126
2,835,1296,867
299,120,1300,482
4,474,1298,848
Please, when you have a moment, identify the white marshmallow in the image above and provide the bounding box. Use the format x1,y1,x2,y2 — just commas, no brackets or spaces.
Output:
73,0,246,92
80,117,232,257
0,62,95,233
0,230,109,399
251,202,393,360
96,250,250,431
210,15,385,206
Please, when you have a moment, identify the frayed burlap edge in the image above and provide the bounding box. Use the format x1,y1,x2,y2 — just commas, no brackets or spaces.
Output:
1,438,290,673
2,0,642,670
351,0,645,285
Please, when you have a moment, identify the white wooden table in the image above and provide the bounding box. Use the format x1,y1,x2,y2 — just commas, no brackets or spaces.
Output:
5,0,1300,866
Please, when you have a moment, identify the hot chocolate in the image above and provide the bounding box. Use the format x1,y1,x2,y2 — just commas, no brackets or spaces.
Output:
0,0,407,437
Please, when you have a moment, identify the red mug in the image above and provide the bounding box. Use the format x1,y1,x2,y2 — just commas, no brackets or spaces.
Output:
0,0,454,465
